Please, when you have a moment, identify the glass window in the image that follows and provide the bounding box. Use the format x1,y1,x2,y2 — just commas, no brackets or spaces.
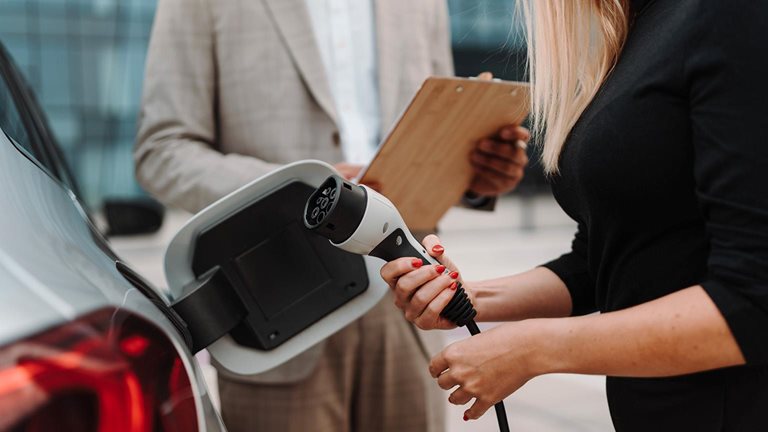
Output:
448,0,527,81
0,0,158,208
0,70,34,156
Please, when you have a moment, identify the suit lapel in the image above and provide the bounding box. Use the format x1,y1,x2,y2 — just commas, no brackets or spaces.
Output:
375,0,403,129
262,0,338,125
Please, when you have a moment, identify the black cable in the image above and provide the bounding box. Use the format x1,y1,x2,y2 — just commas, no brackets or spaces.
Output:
441,283,510,432
465,320,510,432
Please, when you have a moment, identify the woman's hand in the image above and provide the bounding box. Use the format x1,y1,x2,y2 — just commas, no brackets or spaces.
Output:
380,235,470,330
430,321,538,421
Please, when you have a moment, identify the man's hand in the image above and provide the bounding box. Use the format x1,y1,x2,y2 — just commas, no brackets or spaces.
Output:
334,162,383,192
333,162,364,180
469,125,530,197
467,72,530,197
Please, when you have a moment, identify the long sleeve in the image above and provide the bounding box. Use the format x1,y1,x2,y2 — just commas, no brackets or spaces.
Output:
541,222,596,316
134,0,279,213
686,1,768,364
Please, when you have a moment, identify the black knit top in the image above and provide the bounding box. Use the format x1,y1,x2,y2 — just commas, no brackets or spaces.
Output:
542,1,768,428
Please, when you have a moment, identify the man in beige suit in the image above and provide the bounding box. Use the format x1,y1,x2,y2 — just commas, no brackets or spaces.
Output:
136,0,529,430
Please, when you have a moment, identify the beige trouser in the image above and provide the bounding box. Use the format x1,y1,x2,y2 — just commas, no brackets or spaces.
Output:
218,292,446,432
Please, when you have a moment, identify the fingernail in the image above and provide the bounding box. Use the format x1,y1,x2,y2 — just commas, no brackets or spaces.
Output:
463,414,469,421
411,259,423,268
432,245,445,254
450,282,457,290
450,271,459,279
435,265,446,274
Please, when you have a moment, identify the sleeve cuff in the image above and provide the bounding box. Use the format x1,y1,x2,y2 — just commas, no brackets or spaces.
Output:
541,255,597,316
461,191,496,211
701,279,768,364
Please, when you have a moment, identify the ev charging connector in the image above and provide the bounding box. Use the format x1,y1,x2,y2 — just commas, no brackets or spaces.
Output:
304,175,510,432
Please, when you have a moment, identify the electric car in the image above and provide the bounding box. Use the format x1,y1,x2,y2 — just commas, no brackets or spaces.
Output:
0,44,224,431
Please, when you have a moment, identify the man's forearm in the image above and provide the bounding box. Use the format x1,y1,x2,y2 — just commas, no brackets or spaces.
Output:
528,286,745,378
469,267,572,322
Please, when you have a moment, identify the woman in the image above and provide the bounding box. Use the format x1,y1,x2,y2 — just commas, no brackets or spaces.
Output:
381,0,768,430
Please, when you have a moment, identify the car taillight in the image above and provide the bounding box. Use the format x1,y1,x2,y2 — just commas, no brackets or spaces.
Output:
0,308,198,432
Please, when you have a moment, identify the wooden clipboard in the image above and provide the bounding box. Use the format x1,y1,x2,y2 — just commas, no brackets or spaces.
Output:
358,77,530,231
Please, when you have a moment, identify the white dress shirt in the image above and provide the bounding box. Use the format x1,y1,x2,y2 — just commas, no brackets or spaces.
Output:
304,0,381,164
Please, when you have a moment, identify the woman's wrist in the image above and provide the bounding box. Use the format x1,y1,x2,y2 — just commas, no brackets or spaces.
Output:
463,279,499,322
464,268,572,322
462,280,481,317
464,278,519,322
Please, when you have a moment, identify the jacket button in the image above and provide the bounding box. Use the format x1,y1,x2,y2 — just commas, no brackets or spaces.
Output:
331,131,341,147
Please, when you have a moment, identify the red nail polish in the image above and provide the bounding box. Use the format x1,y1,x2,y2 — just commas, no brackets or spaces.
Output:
463,414,469,421
435,265,446,274
450,271,459,279
411,259,423,268
450,282,457,290
432,245,445,254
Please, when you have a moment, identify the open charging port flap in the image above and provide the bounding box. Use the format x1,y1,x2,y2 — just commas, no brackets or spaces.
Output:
164,161,389,376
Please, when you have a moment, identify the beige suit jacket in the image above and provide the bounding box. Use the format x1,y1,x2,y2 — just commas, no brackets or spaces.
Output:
136,0,453,382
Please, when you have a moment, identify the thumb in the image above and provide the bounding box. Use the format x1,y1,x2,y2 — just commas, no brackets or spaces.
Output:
477,71,494,81
421,235,461,275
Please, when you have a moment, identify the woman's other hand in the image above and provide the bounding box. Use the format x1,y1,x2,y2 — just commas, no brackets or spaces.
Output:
430,321,538,421
380,235,469,330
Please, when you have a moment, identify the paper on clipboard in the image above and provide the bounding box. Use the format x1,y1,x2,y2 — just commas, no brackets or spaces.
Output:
358,76,530,231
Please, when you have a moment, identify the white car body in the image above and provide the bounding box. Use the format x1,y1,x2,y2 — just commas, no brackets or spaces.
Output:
0,43,224,431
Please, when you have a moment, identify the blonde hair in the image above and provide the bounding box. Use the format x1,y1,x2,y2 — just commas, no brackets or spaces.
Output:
518,0,631,174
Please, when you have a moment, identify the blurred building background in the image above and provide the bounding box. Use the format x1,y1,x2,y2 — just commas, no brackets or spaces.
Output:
0,0,533,211
448,0,526,79
0,0,154,208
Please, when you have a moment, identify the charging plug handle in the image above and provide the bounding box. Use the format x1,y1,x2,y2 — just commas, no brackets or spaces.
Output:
368,228,477,326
